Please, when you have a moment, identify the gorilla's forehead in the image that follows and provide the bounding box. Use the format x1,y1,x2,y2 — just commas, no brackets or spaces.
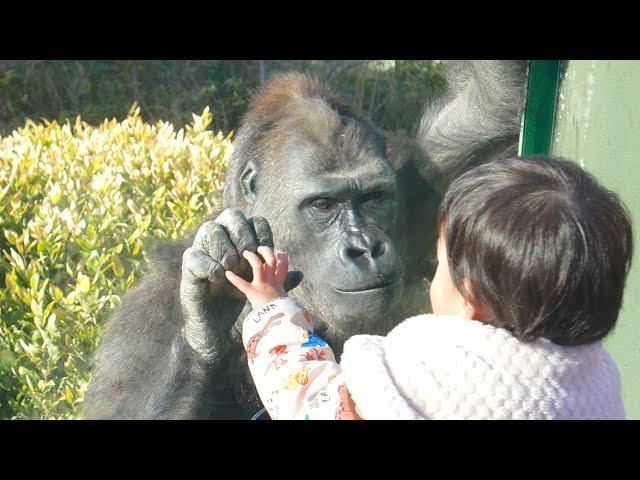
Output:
282,142,396,196
273,98,393,183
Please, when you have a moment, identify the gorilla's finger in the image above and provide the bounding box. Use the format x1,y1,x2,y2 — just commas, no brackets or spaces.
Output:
216,208,259,255
196,221,240,271
283,270,303,292
249,216,274,249
183,247,225,284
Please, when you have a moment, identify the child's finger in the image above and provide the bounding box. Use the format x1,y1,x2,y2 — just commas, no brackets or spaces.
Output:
274,251,289,285
242,250,265,283
225,270,252,295
262,263,274,284
257,245,277,272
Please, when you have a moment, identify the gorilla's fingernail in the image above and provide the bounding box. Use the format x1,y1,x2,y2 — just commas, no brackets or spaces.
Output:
283,271,303,291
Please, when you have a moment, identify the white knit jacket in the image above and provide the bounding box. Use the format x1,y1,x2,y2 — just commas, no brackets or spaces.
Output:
340,314,625,420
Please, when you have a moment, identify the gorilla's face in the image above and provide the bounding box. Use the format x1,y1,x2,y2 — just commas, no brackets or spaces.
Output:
251,111,405,337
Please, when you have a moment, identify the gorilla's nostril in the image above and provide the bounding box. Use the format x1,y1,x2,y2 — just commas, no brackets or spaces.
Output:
346,246,368,259
371,241,385,259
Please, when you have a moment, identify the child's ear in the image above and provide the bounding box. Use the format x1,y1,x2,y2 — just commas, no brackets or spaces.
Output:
460,278,491,323
240,161,258,203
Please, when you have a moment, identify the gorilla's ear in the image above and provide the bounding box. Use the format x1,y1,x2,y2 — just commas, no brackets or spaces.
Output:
240,161,258,203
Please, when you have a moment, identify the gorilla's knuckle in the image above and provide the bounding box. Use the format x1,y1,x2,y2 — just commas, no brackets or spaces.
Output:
182,248,205,277
206,259,224,283
251,216,274,246
219,247,240,270
183,247,200,267
182,246,194,260
236,231,258,252
251,216,268,231
217,208,246,226
193,220,218,248
198,224,227,255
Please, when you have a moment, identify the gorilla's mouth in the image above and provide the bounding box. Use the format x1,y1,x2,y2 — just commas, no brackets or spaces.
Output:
332,280,399,294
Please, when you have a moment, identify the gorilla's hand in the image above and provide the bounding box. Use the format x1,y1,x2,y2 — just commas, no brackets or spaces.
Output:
180,208,302,363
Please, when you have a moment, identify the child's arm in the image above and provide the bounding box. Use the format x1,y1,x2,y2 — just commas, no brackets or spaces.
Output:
226,247,361,420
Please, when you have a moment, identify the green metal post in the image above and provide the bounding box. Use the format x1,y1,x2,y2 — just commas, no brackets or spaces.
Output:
519,61,562,156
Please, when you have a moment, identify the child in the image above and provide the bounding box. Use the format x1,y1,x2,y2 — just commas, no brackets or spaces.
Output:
225,156,632,420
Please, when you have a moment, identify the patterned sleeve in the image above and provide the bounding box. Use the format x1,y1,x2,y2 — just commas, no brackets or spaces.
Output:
242,297,361,420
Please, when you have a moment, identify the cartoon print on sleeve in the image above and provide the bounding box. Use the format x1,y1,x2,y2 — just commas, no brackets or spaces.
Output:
265,344,289,374
301,330,327,348
265,387,280,417
306,385,332,410
246,313,284,364
283,366,310,390
302,348,326,361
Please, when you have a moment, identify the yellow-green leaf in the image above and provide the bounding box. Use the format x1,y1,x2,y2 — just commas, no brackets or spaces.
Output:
111,256,124,277
76,273,90,293
9,248,25,271
64,385,74,405
4,229,19,246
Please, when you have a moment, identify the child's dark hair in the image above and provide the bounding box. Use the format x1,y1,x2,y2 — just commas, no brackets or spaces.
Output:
438,156,633,345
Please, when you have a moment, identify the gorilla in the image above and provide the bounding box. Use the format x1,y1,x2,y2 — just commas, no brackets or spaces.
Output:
83,61,528,419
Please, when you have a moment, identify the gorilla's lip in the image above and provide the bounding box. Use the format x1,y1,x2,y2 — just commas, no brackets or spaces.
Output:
332,281,399,294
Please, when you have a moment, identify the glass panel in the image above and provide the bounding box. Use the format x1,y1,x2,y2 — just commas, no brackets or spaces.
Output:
552,60,640,419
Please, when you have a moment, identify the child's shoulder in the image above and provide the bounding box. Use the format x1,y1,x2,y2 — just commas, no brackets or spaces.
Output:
342,314,495,360
388,313,494,338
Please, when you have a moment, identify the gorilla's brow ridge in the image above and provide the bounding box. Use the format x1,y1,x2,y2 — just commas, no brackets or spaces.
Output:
295,174,396,200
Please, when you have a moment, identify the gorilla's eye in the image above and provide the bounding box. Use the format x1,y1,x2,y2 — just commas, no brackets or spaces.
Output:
311,199,335,211
361,191,387,203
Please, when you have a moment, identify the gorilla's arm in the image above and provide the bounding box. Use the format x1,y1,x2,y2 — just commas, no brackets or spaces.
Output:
83,210,286,419
82,239,218,419
416,60,529,191
84,209,302,419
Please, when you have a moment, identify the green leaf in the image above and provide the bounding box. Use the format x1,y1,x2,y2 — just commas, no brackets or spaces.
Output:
9,248,25,271
0,350,17,371
76,273,90,294
111,256,124,277
4,229,19,246
64,385,74,405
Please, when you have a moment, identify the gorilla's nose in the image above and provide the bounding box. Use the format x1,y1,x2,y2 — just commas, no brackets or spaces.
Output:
340,232,386,263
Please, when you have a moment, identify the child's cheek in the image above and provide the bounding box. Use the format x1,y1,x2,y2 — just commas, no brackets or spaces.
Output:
429,268,442,314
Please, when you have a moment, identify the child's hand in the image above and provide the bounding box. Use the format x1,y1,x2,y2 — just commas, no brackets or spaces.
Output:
225,246,289,308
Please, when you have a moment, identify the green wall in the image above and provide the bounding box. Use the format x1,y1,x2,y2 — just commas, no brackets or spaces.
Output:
552,60,640,419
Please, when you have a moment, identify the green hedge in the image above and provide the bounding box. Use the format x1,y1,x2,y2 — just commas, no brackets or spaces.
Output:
0,60,447,136
0,107,230,419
